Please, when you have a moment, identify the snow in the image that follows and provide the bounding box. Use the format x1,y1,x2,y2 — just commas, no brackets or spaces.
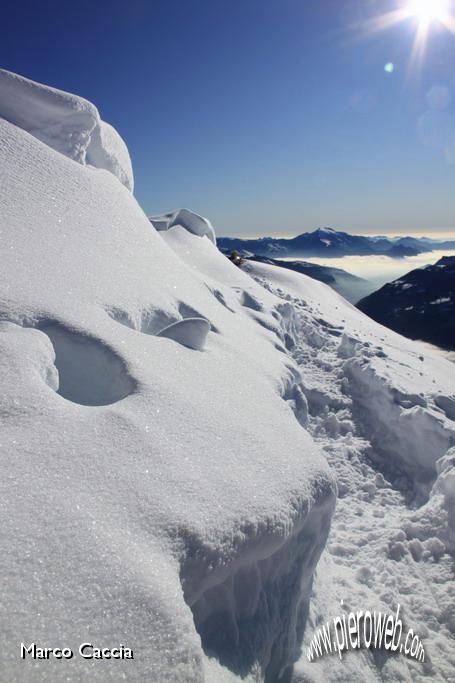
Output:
433,448,455,549
150,208,217,244
0,80,334,682
0,69,133,191
156,317,211,350
245,261,455,682
85,120,134,192
429,297,451,305
2,72,455,683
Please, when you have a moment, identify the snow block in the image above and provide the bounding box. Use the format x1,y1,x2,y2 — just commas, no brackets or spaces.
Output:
182,490,334,682
0,69,133,191
156,317,211,351
343,358,454,487
150,208,217,244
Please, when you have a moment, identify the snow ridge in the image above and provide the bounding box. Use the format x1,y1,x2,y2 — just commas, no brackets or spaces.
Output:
0,79,335,683
0,69,133,191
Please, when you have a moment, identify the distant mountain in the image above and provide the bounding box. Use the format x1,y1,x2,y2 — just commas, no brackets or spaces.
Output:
218,228,455,259
242,254,375,303
386,244,420,259
357,256,455,350
281,228,378,257
391,236,455,251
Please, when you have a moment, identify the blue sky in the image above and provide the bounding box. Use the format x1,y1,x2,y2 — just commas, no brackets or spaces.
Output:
2,0,455,236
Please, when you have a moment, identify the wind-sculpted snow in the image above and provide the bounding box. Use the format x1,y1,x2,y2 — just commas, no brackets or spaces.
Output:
0,81,335,683
156,317,211,351
0,69,133,190
39,322,136,405
247,261,455,682
86,120,134,192
150,207,217,244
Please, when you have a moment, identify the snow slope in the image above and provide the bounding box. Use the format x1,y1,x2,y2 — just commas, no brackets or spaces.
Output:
2,71,454,683
0,75,335,682
240,254,375,303
245,262,455,683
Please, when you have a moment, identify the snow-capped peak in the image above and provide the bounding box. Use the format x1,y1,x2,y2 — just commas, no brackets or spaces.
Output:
315,227,337,234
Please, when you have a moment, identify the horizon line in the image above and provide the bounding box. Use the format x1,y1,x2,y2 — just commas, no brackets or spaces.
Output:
218,228,455,240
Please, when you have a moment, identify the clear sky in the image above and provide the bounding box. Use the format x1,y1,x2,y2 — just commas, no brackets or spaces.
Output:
2,0,455,236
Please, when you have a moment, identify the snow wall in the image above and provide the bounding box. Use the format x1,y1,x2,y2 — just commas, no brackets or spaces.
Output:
0,71,336,682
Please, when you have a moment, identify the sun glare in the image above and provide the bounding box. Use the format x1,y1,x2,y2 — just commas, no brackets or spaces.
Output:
357,0,455,72
406,0,449,25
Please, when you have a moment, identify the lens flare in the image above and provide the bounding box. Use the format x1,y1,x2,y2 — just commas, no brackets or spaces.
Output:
354,0,455,72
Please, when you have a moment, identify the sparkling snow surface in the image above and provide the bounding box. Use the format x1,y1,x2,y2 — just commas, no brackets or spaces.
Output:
1,73,454,683
0,79,334,682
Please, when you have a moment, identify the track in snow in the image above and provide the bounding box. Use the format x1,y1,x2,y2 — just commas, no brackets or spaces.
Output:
250,271,455,683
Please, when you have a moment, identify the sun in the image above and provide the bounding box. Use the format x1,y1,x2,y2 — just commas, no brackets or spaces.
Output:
406,0,450,25
402,0,453,67
355,0,455,72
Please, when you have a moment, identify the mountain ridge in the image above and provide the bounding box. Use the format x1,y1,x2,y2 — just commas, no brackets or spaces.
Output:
218,227,455,259
357,256,455,350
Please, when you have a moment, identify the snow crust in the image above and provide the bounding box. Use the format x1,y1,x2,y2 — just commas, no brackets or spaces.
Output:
150,208,217,244
0,92,334,682
0,69,133,191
